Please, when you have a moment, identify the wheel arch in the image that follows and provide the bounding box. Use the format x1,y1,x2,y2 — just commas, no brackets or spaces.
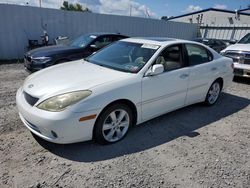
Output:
214,77,224,89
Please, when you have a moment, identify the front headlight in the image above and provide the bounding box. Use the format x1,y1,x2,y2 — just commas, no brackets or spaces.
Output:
37,90,92,112
32,56,51,64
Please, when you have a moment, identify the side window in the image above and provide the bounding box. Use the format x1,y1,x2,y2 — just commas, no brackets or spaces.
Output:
216,40,224,46
93,36,113,49
113,36,126,41
186,44,213,66
207,40,215,46
154,45,183,72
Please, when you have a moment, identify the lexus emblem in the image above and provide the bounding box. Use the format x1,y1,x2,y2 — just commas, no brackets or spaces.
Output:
28,84,34,88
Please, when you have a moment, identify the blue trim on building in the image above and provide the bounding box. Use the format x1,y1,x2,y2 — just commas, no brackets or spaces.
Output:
166,8,250,20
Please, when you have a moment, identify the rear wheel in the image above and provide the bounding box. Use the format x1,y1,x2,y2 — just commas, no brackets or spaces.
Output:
94,104,133,144
204,80,222,106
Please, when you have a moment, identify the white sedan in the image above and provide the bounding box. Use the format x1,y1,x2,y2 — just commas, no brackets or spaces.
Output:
16,38,234,144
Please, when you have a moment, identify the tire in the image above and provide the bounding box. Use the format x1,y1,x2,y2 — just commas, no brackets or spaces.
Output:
204,80,222,106
94,103,133,145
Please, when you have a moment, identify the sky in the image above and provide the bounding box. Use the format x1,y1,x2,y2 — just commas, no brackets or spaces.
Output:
0,0,250,18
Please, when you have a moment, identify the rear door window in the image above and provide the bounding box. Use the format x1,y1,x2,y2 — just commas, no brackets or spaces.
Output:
185,44,213,66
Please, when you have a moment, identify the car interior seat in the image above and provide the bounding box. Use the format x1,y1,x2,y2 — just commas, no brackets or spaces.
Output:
164,50,181,70
155,56,166,70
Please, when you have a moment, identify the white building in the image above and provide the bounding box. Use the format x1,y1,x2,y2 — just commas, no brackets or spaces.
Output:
165,8,250,41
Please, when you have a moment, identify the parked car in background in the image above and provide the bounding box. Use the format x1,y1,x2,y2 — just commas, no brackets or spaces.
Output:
17,38,233,145
221,33,250,78
24,33,128,72
193,38,227,53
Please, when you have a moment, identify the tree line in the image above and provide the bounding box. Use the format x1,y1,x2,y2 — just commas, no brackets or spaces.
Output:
60,1,91,12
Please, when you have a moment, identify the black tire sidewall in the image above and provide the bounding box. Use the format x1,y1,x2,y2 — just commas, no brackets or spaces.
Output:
94,103,133,144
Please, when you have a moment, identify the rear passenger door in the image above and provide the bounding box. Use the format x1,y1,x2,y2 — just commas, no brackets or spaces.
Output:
184,43,214,105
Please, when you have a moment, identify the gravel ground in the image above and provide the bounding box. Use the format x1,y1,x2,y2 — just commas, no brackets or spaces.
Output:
0,63,249,188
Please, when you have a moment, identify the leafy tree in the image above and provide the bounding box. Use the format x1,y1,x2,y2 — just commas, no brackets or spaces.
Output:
60,1,91,12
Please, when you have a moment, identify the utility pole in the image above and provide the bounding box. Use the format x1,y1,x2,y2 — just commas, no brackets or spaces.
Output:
145,8,150,18
130,5,132,16
39,0,42,8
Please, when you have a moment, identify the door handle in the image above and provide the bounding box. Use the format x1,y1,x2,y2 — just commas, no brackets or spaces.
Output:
211,67,217,71
179,74,189,79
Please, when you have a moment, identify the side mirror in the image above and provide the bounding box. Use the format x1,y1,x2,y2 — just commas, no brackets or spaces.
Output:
229,40,237,44
145,64,164,76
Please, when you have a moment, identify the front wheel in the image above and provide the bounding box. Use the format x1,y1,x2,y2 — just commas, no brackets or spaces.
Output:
204,81,222,106
94,104,133,144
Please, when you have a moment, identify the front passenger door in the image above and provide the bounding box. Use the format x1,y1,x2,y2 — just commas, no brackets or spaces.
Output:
141,44,190,121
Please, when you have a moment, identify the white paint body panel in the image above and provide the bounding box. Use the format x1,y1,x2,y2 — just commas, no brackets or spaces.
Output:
221,44,250,52
16,38,234,144
141,67,189,121
221,44,250,77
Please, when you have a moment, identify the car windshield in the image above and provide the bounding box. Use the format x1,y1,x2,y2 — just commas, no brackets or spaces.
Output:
238,33,250,44
69,34,97,47
87,41,159,73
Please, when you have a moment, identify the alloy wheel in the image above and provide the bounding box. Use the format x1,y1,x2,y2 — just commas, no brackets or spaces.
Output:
207,82,221,104
102,109,130,142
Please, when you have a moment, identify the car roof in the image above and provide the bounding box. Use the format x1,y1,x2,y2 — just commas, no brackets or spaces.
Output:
121,37,190,46
121,37,220,56
89,32,127,37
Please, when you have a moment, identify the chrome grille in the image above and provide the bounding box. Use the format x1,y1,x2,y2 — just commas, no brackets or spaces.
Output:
225,51,250,64
24,92,39,106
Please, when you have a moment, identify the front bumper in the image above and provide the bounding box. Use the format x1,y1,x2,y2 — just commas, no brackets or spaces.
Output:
16,87,100,144
24,58,53,72
233,63,250,77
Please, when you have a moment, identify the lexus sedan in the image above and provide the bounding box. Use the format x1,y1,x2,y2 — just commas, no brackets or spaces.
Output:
16,38,233,144
24,32,127,72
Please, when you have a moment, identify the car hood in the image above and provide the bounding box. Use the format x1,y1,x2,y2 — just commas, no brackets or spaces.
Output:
27,45,80,57
23,60,130,98
221,44,250,52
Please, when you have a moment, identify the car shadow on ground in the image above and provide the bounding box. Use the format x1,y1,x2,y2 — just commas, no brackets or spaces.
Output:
35,92,250,162
233,76,250,85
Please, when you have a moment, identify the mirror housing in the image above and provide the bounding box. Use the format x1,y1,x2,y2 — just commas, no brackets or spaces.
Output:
229,40,237,44
145,64,164,76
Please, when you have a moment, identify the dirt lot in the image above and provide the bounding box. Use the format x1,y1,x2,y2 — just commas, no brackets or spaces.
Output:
0,63,250,188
